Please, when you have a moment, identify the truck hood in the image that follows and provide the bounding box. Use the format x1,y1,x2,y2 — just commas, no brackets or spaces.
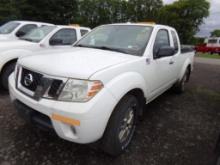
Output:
0,34,10,40
18,47,137,79
0,40,35,51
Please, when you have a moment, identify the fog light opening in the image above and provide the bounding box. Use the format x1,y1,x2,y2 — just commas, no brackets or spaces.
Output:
71,126,77,135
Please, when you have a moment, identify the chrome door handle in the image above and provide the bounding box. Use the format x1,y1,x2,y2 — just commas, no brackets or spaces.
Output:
169,60,174,65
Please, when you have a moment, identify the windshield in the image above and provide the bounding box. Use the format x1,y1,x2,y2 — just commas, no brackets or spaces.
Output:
20,26,56,43
75,25,153,56
0,22,20,34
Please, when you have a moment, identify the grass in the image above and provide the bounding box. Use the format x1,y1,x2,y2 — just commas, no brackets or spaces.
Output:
196,53,220,59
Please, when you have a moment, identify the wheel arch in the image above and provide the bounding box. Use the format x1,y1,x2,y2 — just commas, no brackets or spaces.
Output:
178,59,192,82
0,58,17,76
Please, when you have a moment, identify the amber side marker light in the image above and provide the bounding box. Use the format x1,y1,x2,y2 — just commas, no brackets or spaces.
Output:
52,113,80,126
137,22,156,25
69,24,80,27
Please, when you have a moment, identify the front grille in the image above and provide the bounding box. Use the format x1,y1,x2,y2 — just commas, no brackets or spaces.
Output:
18,67,64,100
20,68,43,92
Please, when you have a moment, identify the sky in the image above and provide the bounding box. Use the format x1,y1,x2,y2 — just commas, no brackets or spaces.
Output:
163,0,220,37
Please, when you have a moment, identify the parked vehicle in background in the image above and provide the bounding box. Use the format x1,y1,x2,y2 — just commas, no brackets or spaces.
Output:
0,21,53,41
0,25,91,89
9,23,194,156
195,37,220,55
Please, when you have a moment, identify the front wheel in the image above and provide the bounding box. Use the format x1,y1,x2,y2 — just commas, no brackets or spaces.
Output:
0,62,16,90
101,95,139,156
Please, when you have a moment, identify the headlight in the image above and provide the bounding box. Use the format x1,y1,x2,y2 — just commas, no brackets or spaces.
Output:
58,79,103,102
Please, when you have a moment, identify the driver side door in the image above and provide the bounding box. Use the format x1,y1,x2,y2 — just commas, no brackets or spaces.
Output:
149,28,176,98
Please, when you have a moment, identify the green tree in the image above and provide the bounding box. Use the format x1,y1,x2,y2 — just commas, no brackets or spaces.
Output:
159,0,210,44
211,29,220,37
0,0,20,23
16,0,78,24
127,0,163,22
77,0,129,28
77,0,163,27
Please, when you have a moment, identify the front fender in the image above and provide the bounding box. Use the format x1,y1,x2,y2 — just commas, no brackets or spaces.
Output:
105,72,149,102
0,49,32,72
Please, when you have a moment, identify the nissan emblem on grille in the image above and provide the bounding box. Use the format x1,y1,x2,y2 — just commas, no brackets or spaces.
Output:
24,73,34,86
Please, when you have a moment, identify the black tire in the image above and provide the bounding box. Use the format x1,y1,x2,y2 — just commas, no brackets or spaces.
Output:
0,62,16,90
173,68,190,94
101,95,139,156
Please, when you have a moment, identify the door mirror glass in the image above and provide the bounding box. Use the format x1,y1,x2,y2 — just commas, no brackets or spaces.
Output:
157,46,175,58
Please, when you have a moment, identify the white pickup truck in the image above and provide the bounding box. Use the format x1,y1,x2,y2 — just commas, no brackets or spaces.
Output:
9,23,194,155
0,20,52,40
0,25,91,89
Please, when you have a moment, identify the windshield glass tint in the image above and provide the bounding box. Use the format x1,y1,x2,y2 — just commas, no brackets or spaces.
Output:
20,26,56,43
75,25,153,56
208,39,217,44
0,22,20,34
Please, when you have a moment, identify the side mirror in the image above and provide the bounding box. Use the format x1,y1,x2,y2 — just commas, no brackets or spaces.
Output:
16,31,26,37
156,46,175,58
49,39,63,46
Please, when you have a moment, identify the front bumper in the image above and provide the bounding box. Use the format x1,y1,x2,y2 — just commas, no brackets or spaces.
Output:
9,74,117,144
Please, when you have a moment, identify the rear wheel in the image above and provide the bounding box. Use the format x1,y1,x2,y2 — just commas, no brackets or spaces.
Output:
0,62,16,90
101,95,139,156
173,68,190,94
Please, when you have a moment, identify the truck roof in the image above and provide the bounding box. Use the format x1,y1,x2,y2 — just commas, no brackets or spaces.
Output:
55,25,91,31
108,23,175,30
11,20,53,26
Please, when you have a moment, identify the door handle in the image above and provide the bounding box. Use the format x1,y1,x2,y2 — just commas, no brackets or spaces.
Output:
169,60,174,65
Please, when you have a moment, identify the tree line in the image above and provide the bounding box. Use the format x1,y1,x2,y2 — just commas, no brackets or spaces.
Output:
0,0,210,44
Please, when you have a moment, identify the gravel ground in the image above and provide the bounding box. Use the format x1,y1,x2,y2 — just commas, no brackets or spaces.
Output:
0,62,220,165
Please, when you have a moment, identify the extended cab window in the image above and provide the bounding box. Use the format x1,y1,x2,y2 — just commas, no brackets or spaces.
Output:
80,29,89,36
50,29,77,45
153,29,170,58
171,31,179,53
16,24,38,37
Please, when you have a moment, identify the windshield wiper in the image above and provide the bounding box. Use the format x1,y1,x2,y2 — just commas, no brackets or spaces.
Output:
74,44,94,48
95,46,129,54
75,44,128,54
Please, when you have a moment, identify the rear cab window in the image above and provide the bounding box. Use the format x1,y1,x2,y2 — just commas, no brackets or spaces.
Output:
171,30,179,53
80,29,89,36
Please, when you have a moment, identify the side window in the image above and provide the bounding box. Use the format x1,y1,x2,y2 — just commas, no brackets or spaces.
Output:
153,29,170,58
16,24,37,37
171,31,179,53
80,29,89,36
49,29,77,46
